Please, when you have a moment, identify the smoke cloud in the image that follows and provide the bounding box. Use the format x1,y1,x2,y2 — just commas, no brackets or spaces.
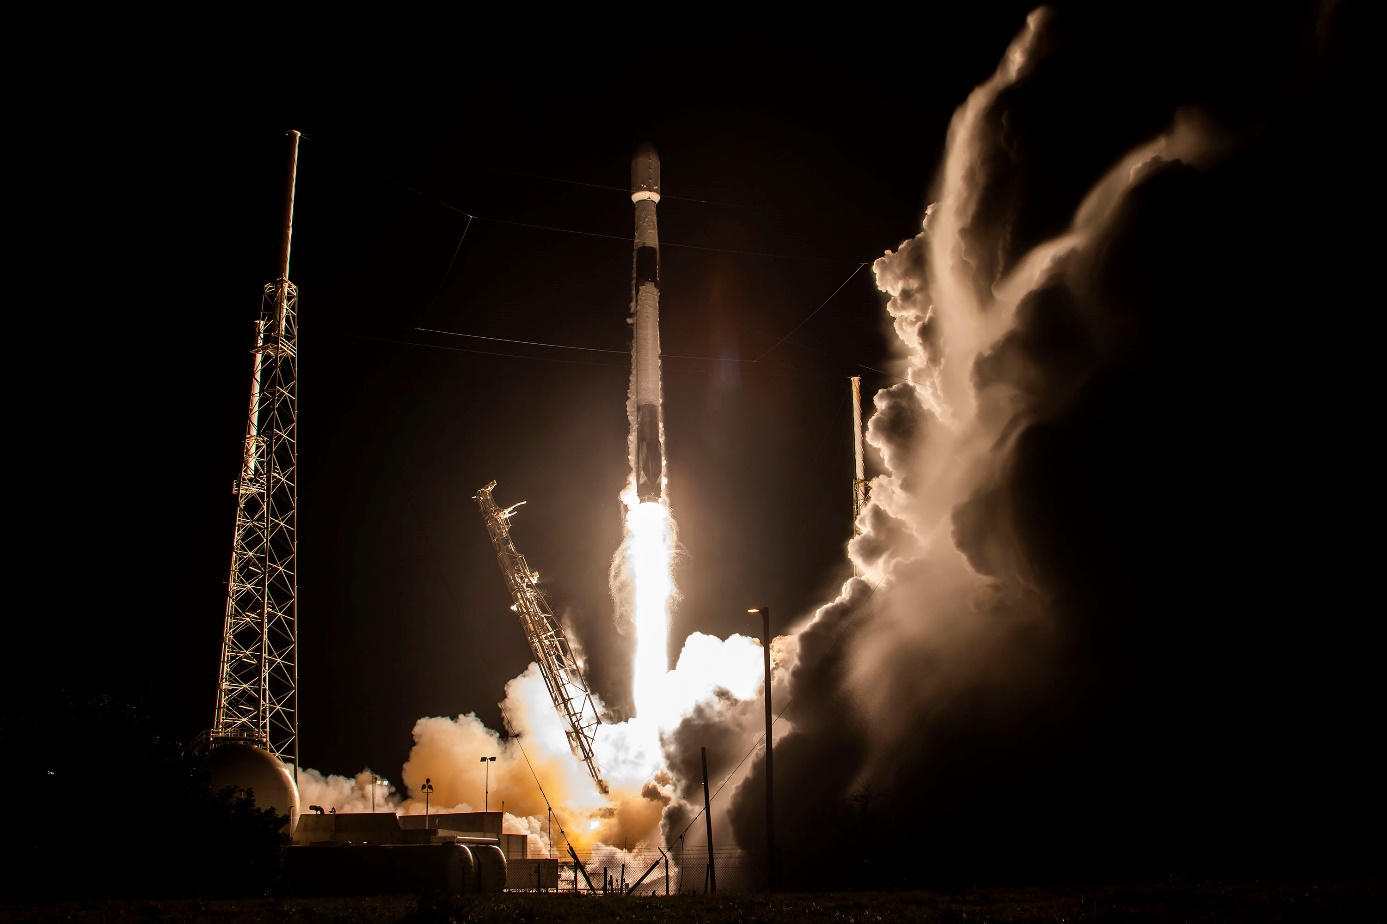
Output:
699,2,1374,885
299,632,767,861
301,2,1372,885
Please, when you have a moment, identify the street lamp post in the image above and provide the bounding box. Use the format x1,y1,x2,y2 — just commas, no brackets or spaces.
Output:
371,774,389,813
748,607,775,890
480,756,496,813
422,777,434,830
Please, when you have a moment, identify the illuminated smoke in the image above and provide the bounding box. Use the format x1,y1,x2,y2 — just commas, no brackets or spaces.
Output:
297,766,400,815
706,2,1368,884
296,630,763,857
293,1,1366,880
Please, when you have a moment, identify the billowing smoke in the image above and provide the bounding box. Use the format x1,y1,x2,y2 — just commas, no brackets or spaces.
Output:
299,2,1369,883
657,2,1372,885
298,631,766,860
298,766,401,815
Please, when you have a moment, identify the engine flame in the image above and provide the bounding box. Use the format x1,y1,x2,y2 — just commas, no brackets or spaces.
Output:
623,493,674,722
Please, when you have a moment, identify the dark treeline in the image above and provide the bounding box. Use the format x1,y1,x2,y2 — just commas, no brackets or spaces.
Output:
2,693,288,900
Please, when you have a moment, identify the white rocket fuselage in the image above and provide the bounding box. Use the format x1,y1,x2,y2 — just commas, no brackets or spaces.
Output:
631,145,663,503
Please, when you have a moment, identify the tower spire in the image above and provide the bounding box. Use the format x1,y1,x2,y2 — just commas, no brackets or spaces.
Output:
210,131,302,776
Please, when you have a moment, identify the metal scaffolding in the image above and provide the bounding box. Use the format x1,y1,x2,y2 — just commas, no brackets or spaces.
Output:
209,131,301,773
475,481,607,793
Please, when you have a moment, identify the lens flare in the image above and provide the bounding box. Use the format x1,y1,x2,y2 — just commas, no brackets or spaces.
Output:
624,495,674,720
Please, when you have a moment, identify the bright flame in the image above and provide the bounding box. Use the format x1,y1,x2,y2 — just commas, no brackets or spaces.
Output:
624,495,674,719
304,480,768,858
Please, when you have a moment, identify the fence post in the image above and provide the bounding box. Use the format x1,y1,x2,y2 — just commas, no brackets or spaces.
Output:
702,747,717,893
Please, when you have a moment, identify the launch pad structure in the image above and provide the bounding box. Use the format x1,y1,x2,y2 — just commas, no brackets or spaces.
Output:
207,130,302,771
474,481,608,793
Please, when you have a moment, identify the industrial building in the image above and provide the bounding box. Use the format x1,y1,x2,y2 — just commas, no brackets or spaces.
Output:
289,811,558,893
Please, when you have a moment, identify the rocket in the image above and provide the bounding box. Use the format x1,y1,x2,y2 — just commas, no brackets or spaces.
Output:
630,144,664,503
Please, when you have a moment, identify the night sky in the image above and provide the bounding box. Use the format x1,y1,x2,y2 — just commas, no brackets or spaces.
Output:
17,0,1377,878
22,13,1023,774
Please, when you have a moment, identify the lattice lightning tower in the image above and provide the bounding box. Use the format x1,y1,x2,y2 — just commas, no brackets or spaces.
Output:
209,131,302,773
851,376,868,534
474,481,608,793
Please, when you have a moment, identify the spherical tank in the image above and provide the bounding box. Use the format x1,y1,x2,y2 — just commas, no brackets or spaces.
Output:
206,742,300,834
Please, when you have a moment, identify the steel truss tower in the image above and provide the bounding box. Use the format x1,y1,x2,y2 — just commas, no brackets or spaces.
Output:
851,376,868,535
475,481,608,793
210,131,302,773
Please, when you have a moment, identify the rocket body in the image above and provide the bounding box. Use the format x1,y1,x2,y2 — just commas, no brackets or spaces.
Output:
631,145,664,503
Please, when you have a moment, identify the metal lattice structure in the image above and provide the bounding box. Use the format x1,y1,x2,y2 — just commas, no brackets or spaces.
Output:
209,131,301,772
475,481,607,793
851,376,868,536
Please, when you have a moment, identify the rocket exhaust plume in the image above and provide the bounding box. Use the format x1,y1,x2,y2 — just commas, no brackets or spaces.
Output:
297,145,772,867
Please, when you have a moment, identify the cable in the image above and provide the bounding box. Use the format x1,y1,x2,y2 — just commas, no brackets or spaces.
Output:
472,164,876,220
415,326,776,364
388,177,470,216
400,328,856,381
424,215,474,314
327,331,629,369
515,737,576,850
471,212,844,262
751,263,869,362
413,254,899,381
383,174,866,263
416,327,628,355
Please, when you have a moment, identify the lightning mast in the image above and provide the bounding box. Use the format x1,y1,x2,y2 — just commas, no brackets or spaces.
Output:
209,131,302,773
851,376,868,537
474,481,608,793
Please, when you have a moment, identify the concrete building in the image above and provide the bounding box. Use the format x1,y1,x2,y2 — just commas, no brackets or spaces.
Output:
289,811,557,892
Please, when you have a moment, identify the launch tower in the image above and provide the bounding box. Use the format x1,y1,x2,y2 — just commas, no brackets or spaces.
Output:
475,481,608,793
209,131,302,771
851,376,867,535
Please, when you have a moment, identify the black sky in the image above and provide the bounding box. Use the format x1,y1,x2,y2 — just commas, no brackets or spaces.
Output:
15,3,1375,871
17,8,1045,776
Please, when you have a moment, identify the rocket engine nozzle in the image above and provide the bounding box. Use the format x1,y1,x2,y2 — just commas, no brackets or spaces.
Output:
636,403,662,502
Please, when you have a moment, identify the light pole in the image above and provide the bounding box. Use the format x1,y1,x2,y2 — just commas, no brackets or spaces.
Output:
748,607,775,890
422,777,434,830
371,774,388,813
480,756,496,813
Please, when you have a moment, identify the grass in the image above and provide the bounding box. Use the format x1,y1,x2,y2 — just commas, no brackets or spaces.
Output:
1,877,1381,923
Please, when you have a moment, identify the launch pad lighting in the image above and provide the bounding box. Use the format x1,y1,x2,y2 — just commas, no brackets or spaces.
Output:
371,775,388,813
481,756,496,814
749,605,776,891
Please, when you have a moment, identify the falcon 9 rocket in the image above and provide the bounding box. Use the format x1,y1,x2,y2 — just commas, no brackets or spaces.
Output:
630,144,664,503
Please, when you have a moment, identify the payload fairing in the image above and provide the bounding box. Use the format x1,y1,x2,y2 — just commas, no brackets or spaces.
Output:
630,144,664,503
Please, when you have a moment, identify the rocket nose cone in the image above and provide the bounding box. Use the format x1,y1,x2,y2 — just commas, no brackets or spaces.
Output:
632,144,661,196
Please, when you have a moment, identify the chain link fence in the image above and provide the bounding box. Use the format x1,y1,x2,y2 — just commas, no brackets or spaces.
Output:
507,848,763,895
